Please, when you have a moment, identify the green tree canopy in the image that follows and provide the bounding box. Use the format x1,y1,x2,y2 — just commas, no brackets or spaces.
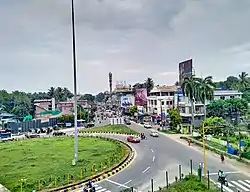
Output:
206,98,248,118
168,108,182,128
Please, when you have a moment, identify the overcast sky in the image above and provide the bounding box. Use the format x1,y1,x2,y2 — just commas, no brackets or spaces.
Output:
1,0,250,94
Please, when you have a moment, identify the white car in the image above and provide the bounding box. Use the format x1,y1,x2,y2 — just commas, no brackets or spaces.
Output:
144,123,152,129
150,131,159,137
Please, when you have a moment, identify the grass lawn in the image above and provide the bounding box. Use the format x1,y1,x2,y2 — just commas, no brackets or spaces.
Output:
158,175,219,192
0,136,128,191
80,124,139,135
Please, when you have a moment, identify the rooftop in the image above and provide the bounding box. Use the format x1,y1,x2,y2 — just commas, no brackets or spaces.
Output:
150,85,178,93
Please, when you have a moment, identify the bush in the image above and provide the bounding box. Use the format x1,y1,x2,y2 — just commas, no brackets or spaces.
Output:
159,175,219,192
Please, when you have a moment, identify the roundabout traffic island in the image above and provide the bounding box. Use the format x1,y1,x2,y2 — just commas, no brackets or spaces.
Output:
0,135,133,192
80,124,140,136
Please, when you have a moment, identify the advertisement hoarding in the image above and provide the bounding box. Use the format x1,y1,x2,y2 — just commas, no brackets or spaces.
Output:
135,88,147,106
120,96,135,108
179,59,193,84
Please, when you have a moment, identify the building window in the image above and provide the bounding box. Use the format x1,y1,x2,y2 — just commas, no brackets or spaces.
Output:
161,92,168,96
161,101,164,106
169,101,173,105
230,96,235,99
181,107,185,113
166,101,169,105
220,96,225,100
154,100,157,105
151,100,153,105
169,92,174,96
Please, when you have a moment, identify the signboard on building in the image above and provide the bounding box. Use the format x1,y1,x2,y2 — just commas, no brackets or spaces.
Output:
135,88,147,106
179,59,193,84
121,96,135,108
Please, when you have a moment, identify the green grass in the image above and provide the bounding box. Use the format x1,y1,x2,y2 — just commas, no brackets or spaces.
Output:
158,175,219,192
80,124,139,135
0,136,128,191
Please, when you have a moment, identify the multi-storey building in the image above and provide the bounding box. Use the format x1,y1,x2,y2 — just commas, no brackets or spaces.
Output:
34,98,56,116
176,89,243,124
147,85,177,118
56,100,90,115
147,85,243,124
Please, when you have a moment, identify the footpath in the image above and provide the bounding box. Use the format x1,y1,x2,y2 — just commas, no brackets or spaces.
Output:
162,133,250,176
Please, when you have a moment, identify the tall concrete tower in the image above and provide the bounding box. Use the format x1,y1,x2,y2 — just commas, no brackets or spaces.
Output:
109,72,112,94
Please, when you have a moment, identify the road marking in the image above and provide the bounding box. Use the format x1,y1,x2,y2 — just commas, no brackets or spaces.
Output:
246,180,250,184
142,166,150,173
118,180,132,188
151,149,154,152
152,156,155,162
106,179,130,189
208,171,240,176
231,180,249,191
238,180,250,188
216,183,234,192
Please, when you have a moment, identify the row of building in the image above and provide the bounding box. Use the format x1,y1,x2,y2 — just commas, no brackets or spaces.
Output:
34,98,90,118
111,83,242,123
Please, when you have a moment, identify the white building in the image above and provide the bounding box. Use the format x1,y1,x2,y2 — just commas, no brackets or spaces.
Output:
147,85,243,124
177,89,243,123
213,90,242,100
147,85,177,117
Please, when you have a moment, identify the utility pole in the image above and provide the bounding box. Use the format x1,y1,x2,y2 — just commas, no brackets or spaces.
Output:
71,0,78,163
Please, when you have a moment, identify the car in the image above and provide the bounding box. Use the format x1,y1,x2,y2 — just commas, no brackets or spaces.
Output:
144,123,152,129
53,131,66,136
127,135,140,143
85,122,95,128
25,133,40,138
125,119,131,125
150,131,159,137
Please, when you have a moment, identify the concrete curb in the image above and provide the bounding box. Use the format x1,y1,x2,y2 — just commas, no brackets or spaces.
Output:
47,135,135,192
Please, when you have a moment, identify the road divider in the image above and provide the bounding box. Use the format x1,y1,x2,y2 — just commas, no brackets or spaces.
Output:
47,135,135,192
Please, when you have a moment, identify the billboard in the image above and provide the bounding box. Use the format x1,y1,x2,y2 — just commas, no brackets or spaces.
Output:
179,59,193,84
135,88,147,106
121,96,135,108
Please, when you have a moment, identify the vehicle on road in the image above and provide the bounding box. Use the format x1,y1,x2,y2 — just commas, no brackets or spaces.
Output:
53,131,66,136
150,131,159,137
144,123,152,129
125,119,131,125
85,122,95,128
83,180,96,192
25,133,40,138
0,130,13,142
127,135,140,143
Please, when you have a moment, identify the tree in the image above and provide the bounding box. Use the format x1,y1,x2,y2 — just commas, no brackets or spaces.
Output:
181,75,200,125
206,98,249,118
144,78,154,95
238,72,249,91
128,105,138,116
95,92,105,102
80,94,95,103
202,117,229,136
48,87,55,98
196,76,215,119
168,108,182,129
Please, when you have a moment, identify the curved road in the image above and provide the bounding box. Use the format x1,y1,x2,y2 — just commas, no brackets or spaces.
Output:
92,122,250,192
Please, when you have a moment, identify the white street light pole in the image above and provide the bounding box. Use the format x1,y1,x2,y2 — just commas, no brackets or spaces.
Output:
71,0,78,163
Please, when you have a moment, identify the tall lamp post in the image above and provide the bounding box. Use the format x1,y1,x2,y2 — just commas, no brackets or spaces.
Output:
71,0,78,163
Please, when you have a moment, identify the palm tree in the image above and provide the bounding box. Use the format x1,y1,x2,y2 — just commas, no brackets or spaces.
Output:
48,87,55,98
144,78,154,95
238,72,249,91
181,75,200,126
196,76,215,119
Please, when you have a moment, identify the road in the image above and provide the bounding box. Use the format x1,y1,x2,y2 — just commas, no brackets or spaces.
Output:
92,122,250,192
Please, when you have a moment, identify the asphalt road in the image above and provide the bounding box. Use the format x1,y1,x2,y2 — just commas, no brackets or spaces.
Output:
94,122,250,192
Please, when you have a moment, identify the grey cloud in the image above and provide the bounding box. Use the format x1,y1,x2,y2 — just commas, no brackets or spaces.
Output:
0,0,250,93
